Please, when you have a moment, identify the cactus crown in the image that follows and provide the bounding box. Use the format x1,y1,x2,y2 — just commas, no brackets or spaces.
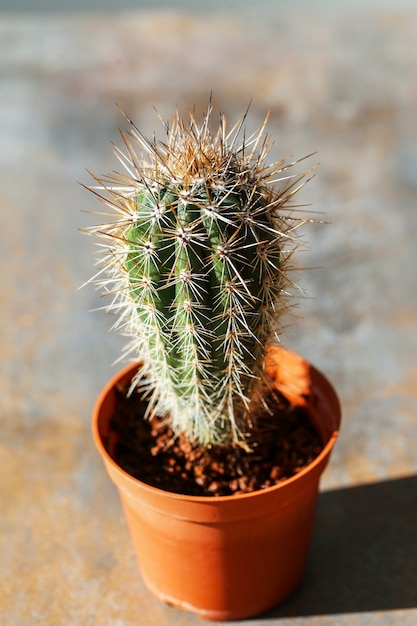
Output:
84,104,315,447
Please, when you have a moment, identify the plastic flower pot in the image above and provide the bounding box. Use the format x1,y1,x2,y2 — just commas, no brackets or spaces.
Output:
92,346,341,620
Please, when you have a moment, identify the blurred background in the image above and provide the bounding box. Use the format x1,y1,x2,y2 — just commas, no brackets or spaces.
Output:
1,2,417,625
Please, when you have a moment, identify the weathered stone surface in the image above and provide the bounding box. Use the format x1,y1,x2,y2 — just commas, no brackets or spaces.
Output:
1,6,416,625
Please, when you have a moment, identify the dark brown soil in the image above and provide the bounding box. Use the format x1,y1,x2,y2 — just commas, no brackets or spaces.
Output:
107,381,323,497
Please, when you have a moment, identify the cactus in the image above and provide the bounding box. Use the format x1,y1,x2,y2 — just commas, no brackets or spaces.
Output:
85,104,315,447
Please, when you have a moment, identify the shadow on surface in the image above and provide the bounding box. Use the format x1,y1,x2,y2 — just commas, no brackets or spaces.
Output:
262,475,417,619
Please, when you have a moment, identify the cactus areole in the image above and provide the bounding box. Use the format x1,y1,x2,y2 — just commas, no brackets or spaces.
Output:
85,104,316,448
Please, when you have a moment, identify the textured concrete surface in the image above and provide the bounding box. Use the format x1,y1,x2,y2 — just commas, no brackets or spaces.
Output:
1,4,417,625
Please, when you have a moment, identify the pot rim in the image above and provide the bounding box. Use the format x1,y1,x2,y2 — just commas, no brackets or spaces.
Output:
92,346,341,505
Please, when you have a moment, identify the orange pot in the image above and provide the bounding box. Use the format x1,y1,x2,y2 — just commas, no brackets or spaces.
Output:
92,346,341,620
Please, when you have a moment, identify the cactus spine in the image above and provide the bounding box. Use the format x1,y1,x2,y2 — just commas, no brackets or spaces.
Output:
85,104,314,447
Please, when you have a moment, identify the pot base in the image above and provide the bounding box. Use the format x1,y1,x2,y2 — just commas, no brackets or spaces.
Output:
141,566,301,621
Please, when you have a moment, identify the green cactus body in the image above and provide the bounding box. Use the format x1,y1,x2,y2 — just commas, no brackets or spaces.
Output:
86,106,314,446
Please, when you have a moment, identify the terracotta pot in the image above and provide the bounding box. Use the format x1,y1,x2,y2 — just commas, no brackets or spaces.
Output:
92,346,341,621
